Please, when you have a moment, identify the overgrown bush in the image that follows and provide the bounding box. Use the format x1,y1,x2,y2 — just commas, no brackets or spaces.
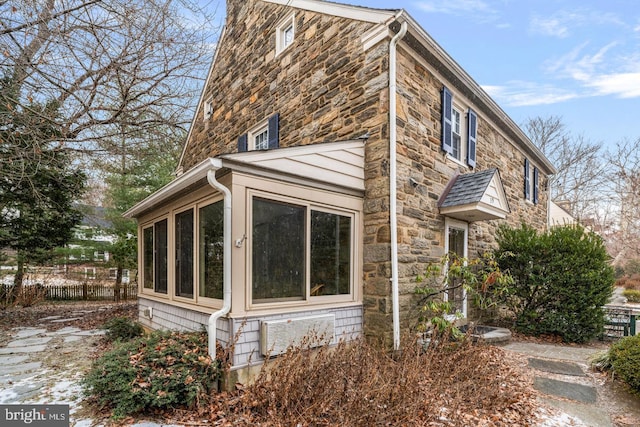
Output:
212,334,537,425
609,334,640,394
623,289,640,303
102,316,143,342
414,252,514,337
494,223,614,343
83,330,217,419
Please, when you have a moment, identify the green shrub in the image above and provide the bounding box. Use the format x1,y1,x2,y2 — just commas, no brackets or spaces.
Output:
83,330,217,419
494,223,614,343
102,316,143,342
609,334,640,394
623,289,640,303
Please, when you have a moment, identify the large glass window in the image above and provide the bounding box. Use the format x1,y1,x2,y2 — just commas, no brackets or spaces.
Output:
154,219,168,294
199,201,224,299
252,198,305,302
251,197,354,303
310,211,351,296
143,227,154,289
175,209,194,298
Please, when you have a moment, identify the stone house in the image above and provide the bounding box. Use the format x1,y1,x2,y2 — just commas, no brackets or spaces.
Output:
124,0,555,384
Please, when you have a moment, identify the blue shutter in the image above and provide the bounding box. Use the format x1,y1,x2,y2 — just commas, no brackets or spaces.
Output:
533,167,539,204
441,87,453,154
524,158,530,200
238,133,248,152
267,113,279,149
467,108,477,168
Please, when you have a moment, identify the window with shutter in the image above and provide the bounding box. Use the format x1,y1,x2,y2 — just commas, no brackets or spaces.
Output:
441,86,453,155
467,108,477,168
533,167,539,204
238,134,248,152
524,158,530,200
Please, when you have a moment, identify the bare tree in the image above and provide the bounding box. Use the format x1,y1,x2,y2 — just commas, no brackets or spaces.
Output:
524,116,606,220
604,139,640,265
0,0,218,157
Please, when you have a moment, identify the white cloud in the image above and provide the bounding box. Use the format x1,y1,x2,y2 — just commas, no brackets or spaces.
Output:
529,9,625,38
412,0,492,15
483,82,578,107
530,15,570,38
586,73,640,98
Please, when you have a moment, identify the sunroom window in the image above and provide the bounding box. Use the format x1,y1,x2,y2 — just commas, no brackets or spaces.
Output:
142,219,168,294
199,201,224,299
251,196,353,303
252,198,306,302
175,209,194,298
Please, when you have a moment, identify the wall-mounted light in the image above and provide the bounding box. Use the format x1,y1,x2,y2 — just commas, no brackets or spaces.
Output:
409,177,419,187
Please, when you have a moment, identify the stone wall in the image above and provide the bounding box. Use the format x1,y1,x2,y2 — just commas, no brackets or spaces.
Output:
375,44,550,339
178,0,551,347
181,0,387,170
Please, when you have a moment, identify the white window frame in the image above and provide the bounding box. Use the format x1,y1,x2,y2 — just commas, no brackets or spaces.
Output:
447,104,468,166
247,189,357,309
276,13,295,56
444,218,468,319
204,98,213,120
248,119,269,150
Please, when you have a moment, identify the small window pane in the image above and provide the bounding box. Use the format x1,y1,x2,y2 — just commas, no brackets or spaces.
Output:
252,198,305,302
447,227,466,313
154,219,168,294
283,24,294,47
254,129,268,150
452,109,461,160
143,227,154,289
310,211,351,296
200,201,224,299
175,210,194,298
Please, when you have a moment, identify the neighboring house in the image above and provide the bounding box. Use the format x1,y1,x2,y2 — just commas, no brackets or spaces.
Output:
124,0,555,385
549,200,577,227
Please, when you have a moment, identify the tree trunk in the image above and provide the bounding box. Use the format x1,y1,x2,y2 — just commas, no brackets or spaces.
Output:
114,266,122,303
13,253,25,293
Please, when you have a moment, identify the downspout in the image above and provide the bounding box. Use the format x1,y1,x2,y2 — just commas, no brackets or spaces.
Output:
206,159,232,361
389,21,407,351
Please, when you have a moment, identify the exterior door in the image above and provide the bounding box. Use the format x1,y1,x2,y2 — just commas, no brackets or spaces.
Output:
444,218,468,318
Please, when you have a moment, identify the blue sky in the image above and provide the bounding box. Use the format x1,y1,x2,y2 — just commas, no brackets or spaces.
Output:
342,0,640,148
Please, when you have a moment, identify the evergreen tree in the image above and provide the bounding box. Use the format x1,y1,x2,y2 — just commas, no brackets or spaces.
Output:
0,77,86,293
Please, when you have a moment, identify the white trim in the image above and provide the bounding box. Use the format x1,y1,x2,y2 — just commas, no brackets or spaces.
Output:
444,218,468,319
262,0,397,23
276,12,296,56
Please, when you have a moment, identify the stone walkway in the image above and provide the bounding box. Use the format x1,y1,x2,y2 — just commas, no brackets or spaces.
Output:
503,340,640,427
0,309,181,427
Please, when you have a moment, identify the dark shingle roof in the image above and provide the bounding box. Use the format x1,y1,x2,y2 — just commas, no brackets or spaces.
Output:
439,169,497,208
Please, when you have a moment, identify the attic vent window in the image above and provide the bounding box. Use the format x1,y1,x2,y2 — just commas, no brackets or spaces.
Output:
276,13,295,56
204,98,213,120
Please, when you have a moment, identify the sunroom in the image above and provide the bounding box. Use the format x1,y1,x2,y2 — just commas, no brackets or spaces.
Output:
123,140,365,383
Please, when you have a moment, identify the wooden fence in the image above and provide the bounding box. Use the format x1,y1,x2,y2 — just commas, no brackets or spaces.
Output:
1,283,138,302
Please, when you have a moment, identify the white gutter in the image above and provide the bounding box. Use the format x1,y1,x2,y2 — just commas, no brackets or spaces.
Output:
389,20,407,352
206,159,232,361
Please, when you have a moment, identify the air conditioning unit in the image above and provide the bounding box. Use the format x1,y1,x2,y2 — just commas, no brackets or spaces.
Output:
260,314,335,356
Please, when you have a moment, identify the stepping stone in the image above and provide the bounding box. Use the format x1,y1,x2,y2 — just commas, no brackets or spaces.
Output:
47,326,82,335
39,315,63,321
72,330,105,336
49,317,82,323
13,328,48,339
0,345,47,355
534,377,597,403
0,361,42,375
528,357,586,376
0,355,29,365
7,336,53,348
